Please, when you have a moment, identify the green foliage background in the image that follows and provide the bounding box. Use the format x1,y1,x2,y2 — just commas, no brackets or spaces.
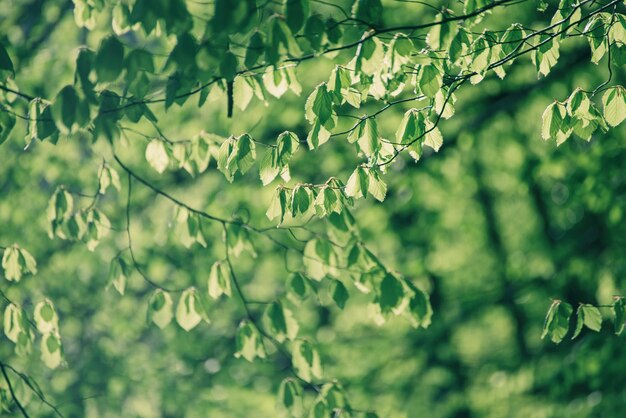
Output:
1,0,626,417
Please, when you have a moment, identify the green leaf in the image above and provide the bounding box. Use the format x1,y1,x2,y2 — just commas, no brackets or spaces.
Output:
266,17,301,64
267,187,289,223
235,319,266,362
314,186,342,217
426,13,457,51
351,0,383,27
149,290,174,329
396,109,425,144
95,36,125,83
572,304,602,339
613,297,625,335
541,101,571,144
500,23,526,57
51,85,82,134
582,305,603,332
34,299,59,334
208,261,232,299
367,168,387,202
287,272,314,301
290,185,312,217
348,118,380,157
304,15,328,51
423,120,443,152
306,119,332,150
345,167,369,199
245,32,264,68
98,164,121,195
0,41,14,79
292,339,322,382
305,83,334,126
2,245,37,282
584,15,607,64
220,51,238,81
145,139,170,174
418,65,442,98
278,378,303,416
602,86,626,127
47,187,74,238
408,286,432,328
285,0,310,33
331,280,348,309
377,274,404,314
176,287,208,331
109,255,130,296
542,300,573,344
218,134,257,181
0,109,16,145
4,304,23,343
532,34,560,76
263,301,299,342
263,67,289,99
40,332,63,369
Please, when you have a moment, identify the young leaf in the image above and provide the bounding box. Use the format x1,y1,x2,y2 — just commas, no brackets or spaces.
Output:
109,255,130,296
349,118,381,157
305,83,334,126
176,288,208,331
145,139,170,174
40,332,63,369
4,304,23,343
287,272,315,301
408,286,432,329
292,339,323,382
418,65,442,98
367,168,387,202
396,109,425,144
235,319,266,362
34,299,59,334
290,185,312,217
345,167,369,199
2,245,37,282
541,101,570,144
542,300,573,344
602,86,626,127
331,280,349,309
423,120,443,151
149,290,174,329
277,378,303,417
267,187,289,223
98,164,121,195
263,301,299,342
208,261,232,299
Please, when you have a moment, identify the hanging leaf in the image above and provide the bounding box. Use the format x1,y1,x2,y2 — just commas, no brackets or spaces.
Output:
176,287,208,331
262,301,299,342
95,36,125,82
149,290,174,329
145,139,170,174
235,319,266,362
208,261,232,299
541,300,573,344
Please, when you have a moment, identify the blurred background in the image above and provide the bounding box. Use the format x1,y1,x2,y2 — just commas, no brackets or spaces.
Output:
1,0,626,417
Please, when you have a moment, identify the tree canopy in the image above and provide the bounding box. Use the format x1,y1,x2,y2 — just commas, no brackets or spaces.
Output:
1,0,626,417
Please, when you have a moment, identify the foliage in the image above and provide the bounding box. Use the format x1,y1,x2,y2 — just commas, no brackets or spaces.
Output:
0,0,625,417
